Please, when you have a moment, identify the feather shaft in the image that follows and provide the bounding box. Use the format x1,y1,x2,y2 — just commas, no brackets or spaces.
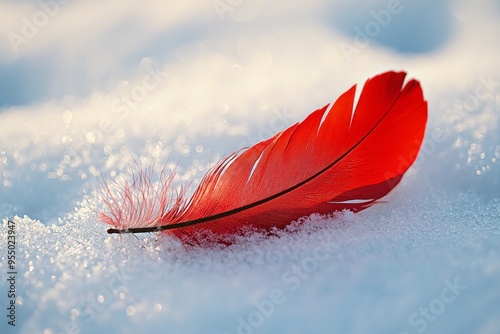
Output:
99,70,428,243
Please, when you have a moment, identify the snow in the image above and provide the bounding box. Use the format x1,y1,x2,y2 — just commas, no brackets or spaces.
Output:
1,0,499,333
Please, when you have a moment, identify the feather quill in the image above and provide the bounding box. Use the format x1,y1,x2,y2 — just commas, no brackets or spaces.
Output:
99,71,427,243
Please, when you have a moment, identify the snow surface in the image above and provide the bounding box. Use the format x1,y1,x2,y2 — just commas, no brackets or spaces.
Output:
1,0,499,333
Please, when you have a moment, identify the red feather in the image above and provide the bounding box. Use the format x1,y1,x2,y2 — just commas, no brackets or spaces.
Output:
99,70,427,243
